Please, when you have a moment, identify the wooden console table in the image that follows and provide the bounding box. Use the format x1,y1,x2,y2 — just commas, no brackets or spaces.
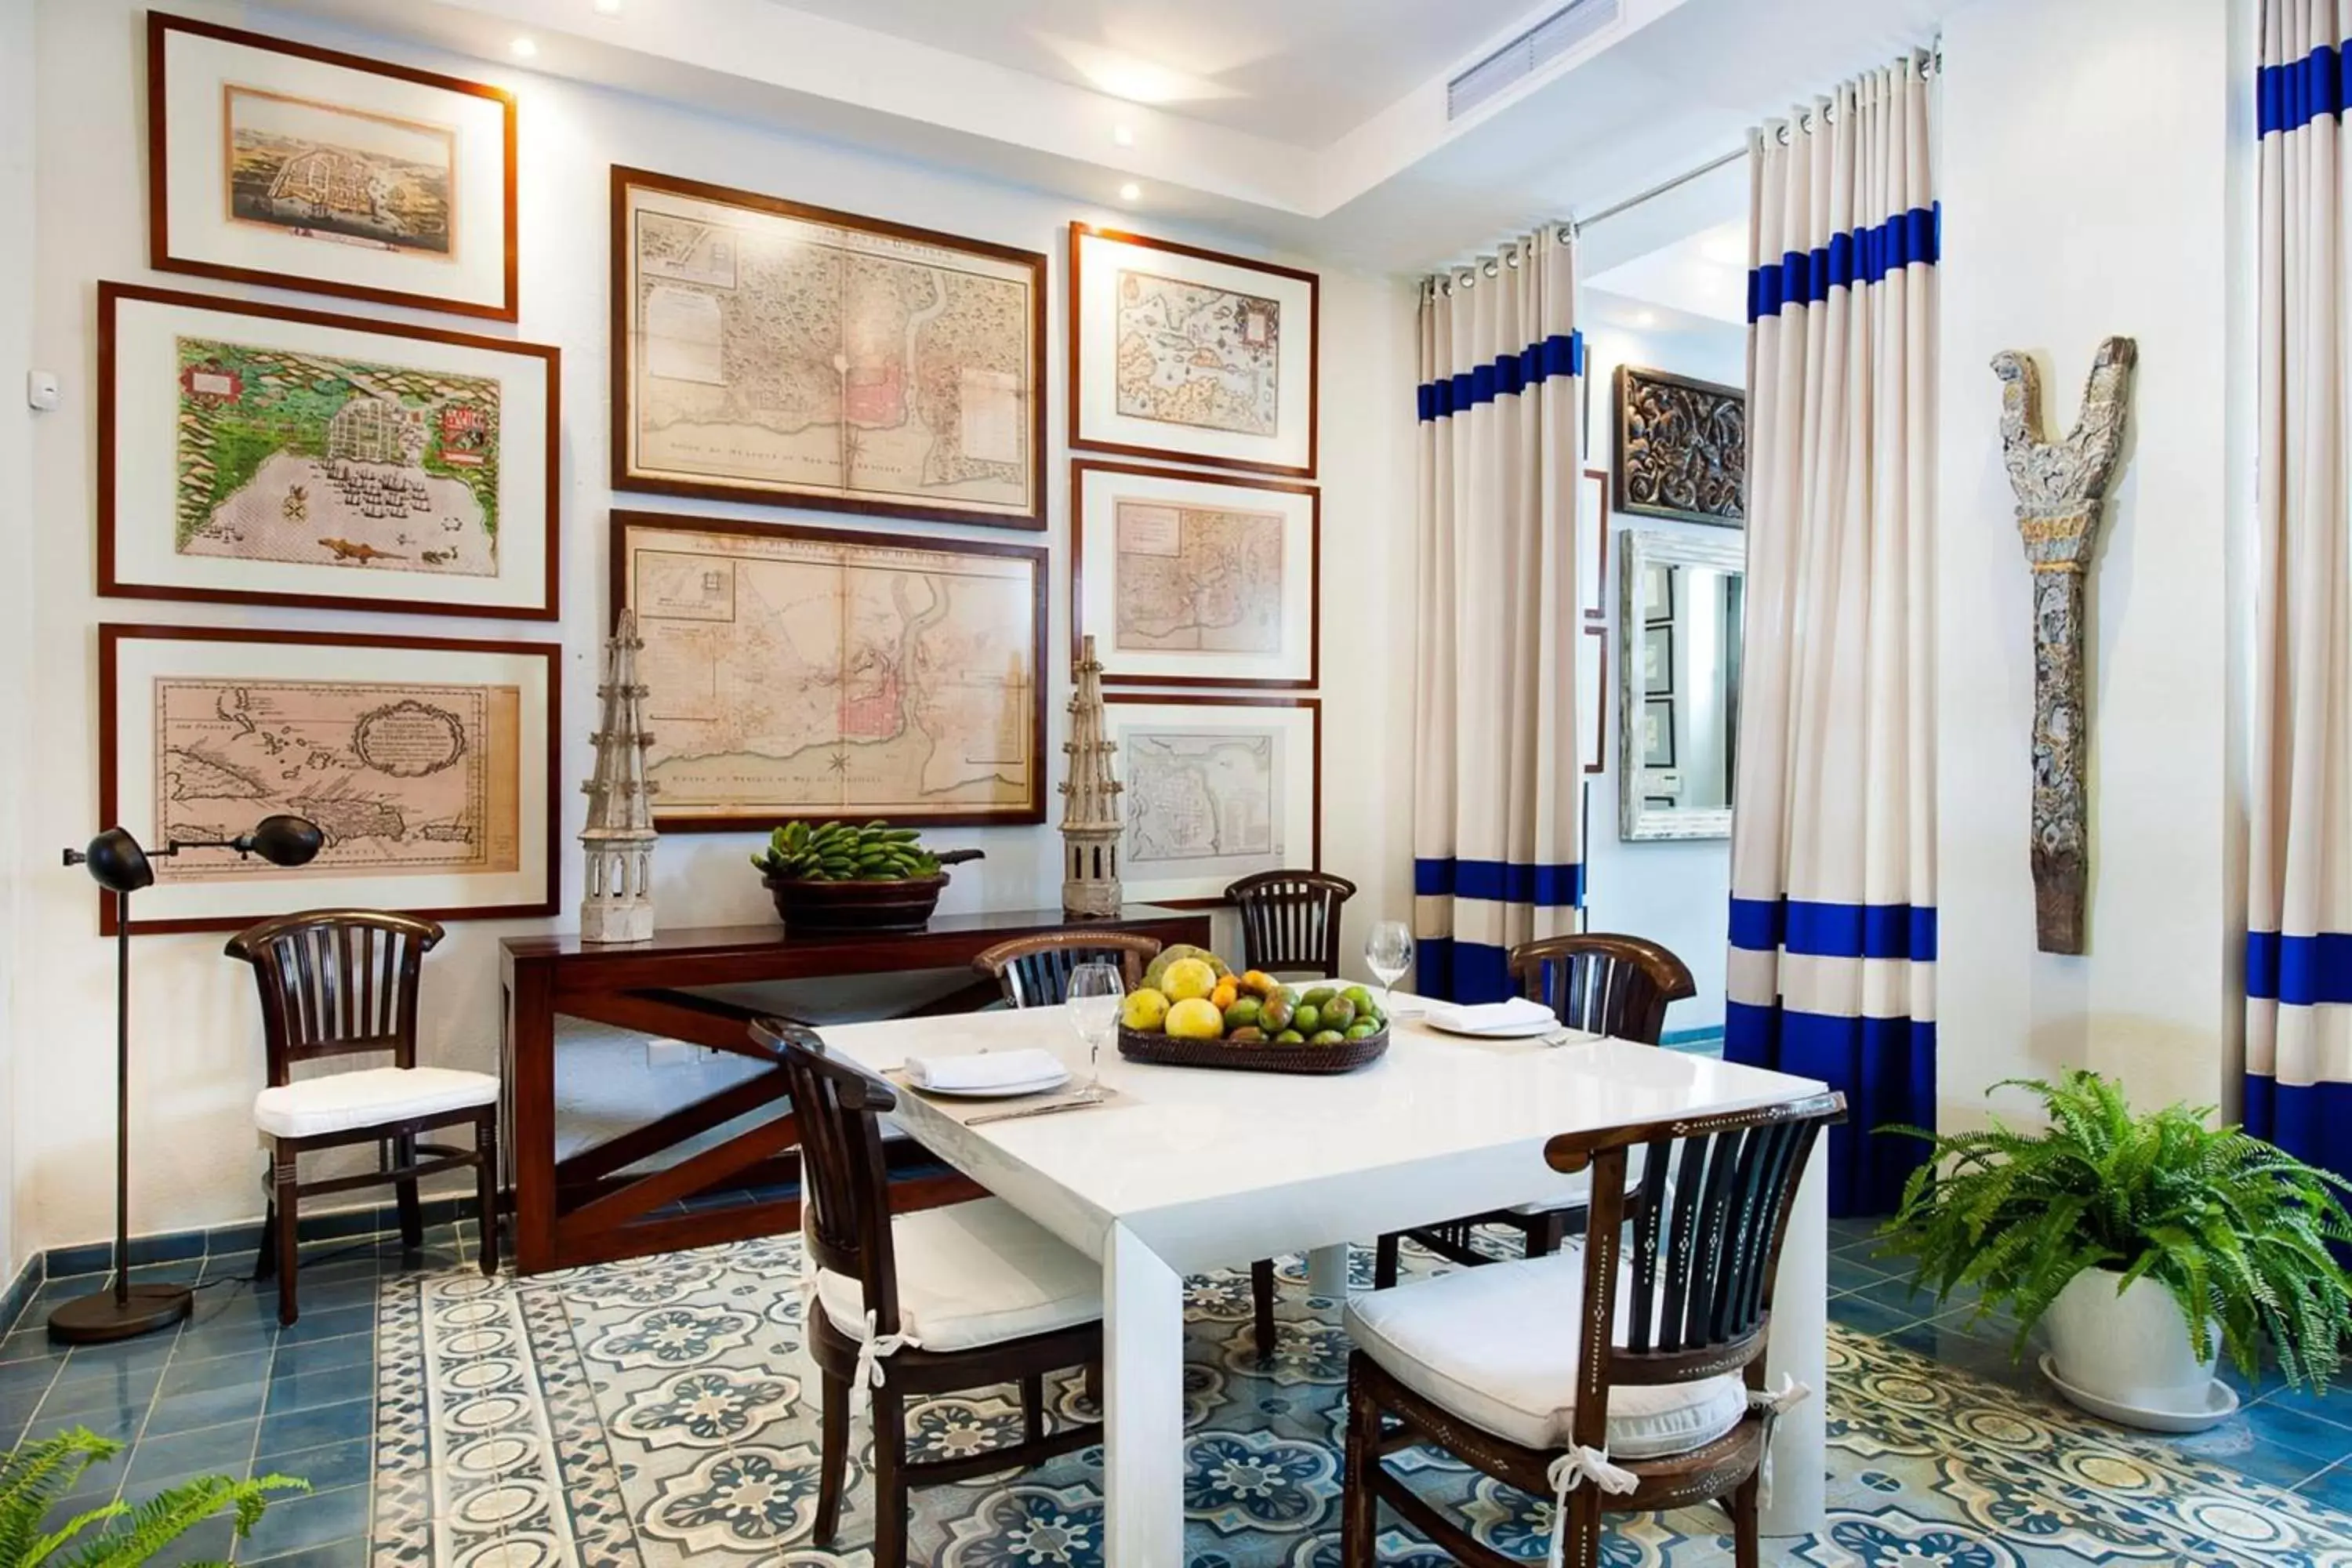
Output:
499,906,1212,1272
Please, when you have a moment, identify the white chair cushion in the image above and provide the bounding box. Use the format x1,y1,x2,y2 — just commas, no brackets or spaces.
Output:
252,1066,499,1138
816,1196,1102,1352
1344,1246,1746,1457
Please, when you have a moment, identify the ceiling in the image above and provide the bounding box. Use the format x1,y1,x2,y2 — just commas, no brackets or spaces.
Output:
770,0,1537,145
1586,220,1751,325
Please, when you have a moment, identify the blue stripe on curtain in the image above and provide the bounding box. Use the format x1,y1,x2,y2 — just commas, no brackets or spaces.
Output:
1726,1000,1936,1215
1416,332,1586,422
1414,856,1586,907
1747,205,1942,322
2246,930,2352,1005
2259,42,2352,136
1728,898,1938,960
1416,938,1513,1007
2244,1074,2352,1186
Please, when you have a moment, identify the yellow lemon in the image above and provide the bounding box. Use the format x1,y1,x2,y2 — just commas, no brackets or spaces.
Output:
1163,957,1218,1003
1121,988,1171,1032
1164,996,1225,1040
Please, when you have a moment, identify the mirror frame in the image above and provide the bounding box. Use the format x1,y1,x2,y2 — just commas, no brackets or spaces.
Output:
1617,525,1744,842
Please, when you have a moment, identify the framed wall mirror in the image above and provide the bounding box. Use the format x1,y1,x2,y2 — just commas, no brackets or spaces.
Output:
1618,527,1744,840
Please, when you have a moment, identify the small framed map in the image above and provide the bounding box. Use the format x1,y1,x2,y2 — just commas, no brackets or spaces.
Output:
98,624,558,935
98,283,559,619
147,13,518,321
1069,223,1318,478
1072,460,1317,689
614,168,1047,528
1103,695,1320,906
613,513,1048,830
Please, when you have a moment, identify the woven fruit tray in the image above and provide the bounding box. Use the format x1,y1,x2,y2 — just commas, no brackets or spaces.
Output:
1117,1022,1389,1075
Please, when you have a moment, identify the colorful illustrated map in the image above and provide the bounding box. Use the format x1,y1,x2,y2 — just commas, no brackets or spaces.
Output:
225,87,456,256
174,336,500,578
626,187,1036,518
1114,498,1284,655
1115,268,1280,437
1124,730,1277,865
152,677,521,880
628,526,1039,821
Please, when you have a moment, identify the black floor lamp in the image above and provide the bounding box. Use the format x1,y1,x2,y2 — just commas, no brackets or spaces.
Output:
52,815,325,1343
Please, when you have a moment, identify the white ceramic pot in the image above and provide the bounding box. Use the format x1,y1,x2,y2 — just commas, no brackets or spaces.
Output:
2043,1266,2217,1413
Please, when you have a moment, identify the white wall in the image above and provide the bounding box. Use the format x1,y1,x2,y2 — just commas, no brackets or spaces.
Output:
20,0,1418,1253
1935,0,2252,1125
1579,314,1748,1033
1,0,37,1289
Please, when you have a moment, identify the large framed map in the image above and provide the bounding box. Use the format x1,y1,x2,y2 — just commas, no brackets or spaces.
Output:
1072,459,1317,689
1069,223,1318,478
612,168,1047,528
1103,695,1320,906
613,513,1047,830
98,283,560,619
99,624,558,935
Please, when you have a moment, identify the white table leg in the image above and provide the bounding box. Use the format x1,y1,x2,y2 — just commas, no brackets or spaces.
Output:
1103,1221,1186,1567
1305,1243,1351,1299
1761,1139,1828,1537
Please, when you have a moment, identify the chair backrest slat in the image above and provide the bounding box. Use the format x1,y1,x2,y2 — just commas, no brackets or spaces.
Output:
754,1019,902,1333
1509,933,1697,1044
225,909,443,1083
973,931,1163,1008
1225,869,1356,978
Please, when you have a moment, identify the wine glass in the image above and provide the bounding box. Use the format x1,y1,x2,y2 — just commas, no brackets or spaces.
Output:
1065,961,1126,1091
1365,921,1414,1016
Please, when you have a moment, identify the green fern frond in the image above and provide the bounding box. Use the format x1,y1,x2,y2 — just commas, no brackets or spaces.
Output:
0,1431,304,1568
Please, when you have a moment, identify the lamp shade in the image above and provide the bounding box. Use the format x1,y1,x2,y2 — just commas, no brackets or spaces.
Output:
244,815,325,869
77,829,155,894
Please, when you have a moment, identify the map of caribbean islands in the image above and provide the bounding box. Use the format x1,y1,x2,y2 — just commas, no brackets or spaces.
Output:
153,678,521,881
625,182,1039,521
1125,730,1280,864
1115,497,1285,655
628,527,1040,822
1115,269,1281,437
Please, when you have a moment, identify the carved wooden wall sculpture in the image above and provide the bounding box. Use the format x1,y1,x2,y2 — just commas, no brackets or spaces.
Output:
1613,365,1746,528
1990,337,2137,955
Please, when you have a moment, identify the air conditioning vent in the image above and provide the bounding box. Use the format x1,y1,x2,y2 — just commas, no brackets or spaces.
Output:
1446,0,1623,121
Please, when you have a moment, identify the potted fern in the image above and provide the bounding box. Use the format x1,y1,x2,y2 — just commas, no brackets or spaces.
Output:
1,1426,303,1566
1877,1071,2352,1431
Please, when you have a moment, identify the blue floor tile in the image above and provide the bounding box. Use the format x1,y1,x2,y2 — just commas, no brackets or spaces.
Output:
52,1335,181,1382
149,1514,241,1568
270,1306,374,1346
264,1362,372,1416
0,1328,67,1365
158,1349,273,1399
2237,1396,2352,1464
1826,1291,1920,1338
40,1365,162,1420
26,1403,145,1444
122,1425,257,1487
255,1398,372,1461
146,1380,270,1437
242,1537,367,1568
260,1437,368,1494
0,1356,63,1398
229,1483,368,1562
267,1336,371,1380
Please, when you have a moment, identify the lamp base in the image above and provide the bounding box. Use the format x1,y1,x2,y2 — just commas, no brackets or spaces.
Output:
45,1282,193,1343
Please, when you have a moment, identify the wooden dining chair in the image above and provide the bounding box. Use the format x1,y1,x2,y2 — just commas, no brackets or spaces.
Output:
1226,869,1357,978
972,928,1284,1362
971,929,1163,1007
1374,933,1697,1287
1342,1091,1846,1568
757,1018,1102,1568
224,909,499,1325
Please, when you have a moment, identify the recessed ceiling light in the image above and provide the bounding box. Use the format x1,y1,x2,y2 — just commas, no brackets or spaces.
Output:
510,35,539,56
1631,309,1657,328
1112,124,1135,147
1118,182,1142,202
593,0,622,12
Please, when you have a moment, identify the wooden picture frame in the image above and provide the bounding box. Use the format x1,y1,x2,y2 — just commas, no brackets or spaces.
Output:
1102,693,1321,907
611,512,1048,831
1642,623,1676,697
1579,465,1610,625
97,281,561,620
1642,698,1679,770
1613,364,1747,528
612,167,1047,528
1070,459,1319,690
98,623,558,935
1581,623,1606,777
147,13,519,321
1069,223,1318,478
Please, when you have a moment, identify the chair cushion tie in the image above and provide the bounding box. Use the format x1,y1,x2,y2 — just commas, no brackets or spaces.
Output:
1747,1374,1811,1504
1543,1445,1639,1567
850,1309,921,1416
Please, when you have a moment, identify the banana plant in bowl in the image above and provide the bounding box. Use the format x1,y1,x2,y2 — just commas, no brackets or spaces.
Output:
1875,1070,2352,1430
750,820,982,935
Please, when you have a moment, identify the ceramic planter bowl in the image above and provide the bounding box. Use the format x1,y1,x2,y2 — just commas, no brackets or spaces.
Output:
2041,1267,2234,1432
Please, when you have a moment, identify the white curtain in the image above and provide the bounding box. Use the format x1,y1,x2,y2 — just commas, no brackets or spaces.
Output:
1411,229,1584,1003
1726,59,1939,1214
2249,1,2352,1182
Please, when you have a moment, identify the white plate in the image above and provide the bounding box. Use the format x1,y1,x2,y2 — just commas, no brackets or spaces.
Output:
2037,1353,2240,1433
1422,1016,1561,1040
911,1068,1074,1099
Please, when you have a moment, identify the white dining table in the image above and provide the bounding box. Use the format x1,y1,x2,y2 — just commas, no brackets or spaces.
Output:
822,998,1830,1566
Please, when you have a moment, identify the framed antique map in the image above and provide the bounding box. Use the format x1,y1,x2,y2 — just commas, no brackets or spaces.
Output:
99,624,557,935
612,169,1047,528
1069,223,1318,478
1071,460,1317,689
612,513,1047,829
147,13,518,321
98,282,559,619
1613,365,1746,528
1102,695,1320,906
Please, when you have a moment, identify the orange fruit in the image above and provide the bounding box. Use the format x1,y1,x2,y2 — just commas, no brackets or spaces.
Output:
1241,970,1276,996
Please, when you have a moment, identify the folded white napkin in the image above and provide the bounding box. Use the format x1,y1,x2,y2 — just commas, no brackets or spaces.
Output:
1425,996,1557,1034
902,1047,1067,1091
